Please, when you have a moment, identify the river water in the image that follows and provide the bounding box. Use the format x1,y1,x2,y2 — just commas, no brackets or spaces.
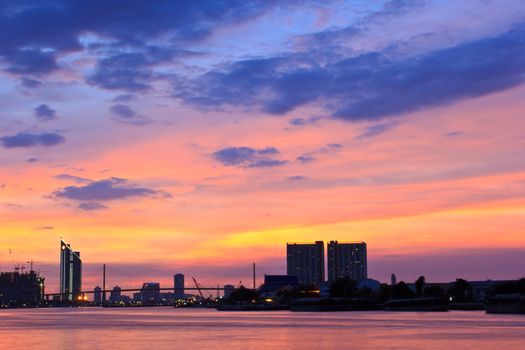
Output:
1,308,524,349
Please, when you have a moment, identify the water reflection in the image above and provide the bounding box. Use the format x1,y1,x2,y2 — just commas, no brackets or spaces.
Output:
1,308,524,349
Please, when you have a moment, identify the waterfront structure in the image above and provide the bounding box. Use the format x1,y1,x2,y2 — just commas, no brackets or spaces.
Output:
0,271,45,305
59,239,82,301
458,280,514,302
258,275,300,297
94,286,102,304
174,273,184,299
223,284,235,297
327,241,367,283
286,241,324,287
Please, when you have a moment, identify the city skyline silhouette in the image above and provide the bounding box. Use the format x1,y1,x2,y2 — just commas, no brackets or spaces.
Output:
1,0,525,295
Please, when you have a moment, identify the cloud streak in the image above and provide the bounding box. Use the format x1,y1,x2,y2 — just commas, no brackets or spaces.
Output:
78,202,107,211
109,104,151,125
213,146,287,168
54,177,166,201
297,143,343,164
354,121,399,140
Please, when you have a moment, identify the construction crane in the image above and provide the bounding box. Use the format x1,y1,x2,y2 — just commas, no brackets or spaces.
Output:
8,249,24,273
192,277,205,300
192,277,213,301
27,260,41,272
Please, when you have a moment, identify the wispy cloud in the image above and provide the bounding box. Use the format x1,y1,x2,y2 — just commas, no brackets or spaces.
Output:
109,104,151,125
297,143,343,164
354,121,399,140
54,174,92,184
35,226,54,230
78,202,107,211
288,116,323,127
54,177,169,201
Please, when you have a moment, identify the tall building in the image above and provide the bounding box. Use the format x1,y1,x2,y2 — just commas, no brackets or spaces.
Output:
140,282,160,303
286,241,324,287
60,239,82,301
94,286,102,304
0,271,45,305
110,286,122,303
174,273,184,299
391,273,397,286
327,241,367,283
223,284,235,298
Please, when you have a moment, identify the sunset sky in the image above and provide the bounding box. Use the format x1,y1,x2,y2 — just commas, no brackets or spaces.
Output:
1,0,525,292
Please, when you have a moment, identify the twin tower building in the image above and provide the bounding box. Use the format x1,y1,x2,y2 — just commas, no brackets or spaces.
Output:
60,239,82,300
287,241,367,287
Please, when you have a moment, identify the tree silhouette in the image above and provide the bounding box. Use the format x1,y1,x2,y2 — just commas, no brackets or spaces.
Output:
329,277,357,298
275,285,319,304
492,278,525,295
391,281,415,299
424,285,445,297
223,286,259,304
449,278,473,302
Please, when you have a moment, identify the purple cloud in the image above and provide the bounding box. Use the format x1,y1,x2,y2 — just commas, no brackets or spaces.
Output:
249,159,288,168
34,104,57,121
78,202,107,211
21,77,43,88
0,0,307,85
54,178,164,201
296,155,316,163
0,132,65,148
178,23,525,121
287,175,307,181
297,143,343,164
213,146,287,168
109,104,151,125
354,121,399,140
289,116,323,126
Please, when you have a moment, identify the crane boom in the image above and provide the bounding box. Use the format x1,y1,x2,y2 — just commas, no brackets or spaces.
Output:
192,277,205,300
8,249,20,272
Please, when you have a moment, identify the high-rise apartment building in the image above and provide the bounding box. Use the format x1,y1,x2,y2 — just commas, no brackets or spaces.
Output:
286,241,324,287
174,273,184,299
60,239,82,301
327,241,367,283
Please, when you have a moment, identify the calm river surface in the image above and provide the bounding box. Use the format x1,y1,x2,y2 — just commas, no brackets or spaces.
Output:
1,308,524,349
